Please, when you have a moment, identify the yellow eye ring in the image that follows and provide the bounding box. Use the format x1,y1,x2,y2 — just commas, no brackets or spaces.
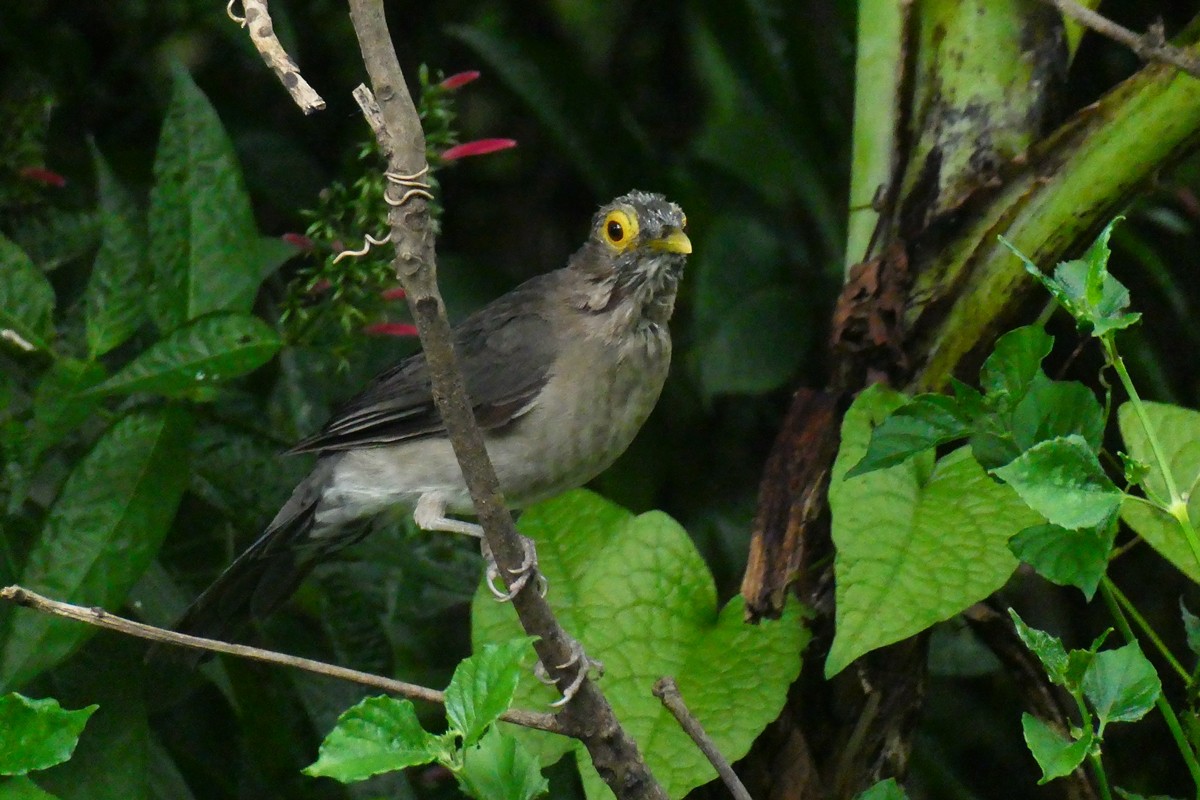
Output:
601,209,638,250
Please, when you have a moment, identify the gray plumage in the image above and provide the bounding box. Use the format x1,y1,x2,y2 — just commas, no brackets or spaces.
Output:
170,190,690,647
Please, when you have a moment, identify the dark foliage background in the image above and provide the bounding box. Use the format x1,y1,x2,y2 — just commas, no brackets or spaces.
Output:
5,1,1200,798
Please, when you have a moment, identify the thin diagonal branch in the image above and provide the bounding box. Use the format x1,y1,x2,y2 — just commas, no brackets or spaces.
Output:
0,585,560,733
228,0,326,113
342,3,667,798
1043,0,1200,79
654,677,753,800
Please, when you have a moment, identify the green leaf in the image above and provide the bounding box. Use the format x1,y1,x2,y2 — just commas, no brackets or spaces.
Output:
1081,642,1161,727
0,777,60,799
25,360,107,467
147,68,270,331
445,638,535,747
1011,375,1106,453
847,394,972,477
1009,610,1070,687
1181,599,1200,658
457,728,548,800
855,778,908,800
1117,402,1200,581
1010,523,1113,600
0,235,54,353
87,312,280,398
1021,713,1092,784
303,696,441,783
827,387,1040,676
0,695,96,776
979,325,1053,404
0,409,192,688
85,145,146,358
471,491,805,800
992,435,1122,530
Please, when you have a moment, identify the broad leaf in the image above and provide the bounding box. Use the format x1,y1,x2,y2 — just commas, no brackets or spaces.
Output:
304,696,441,783
458,728,548,800
1081,642,1161,727
1021,713,1091,784
992,435,1122,530
847,393,972,477
855,779,909,800
0,694,96,776
0,235,54,353
0,409,192,688
1010,523,1113,599
0,777,59,799
25,360,107,468
979,324,1053,404
85,145,146,358
445,638,535,747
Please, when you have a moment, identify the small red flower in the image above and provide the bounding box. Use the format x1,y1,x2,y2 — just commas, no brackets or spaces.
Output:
381,286,407,301
308,279,333,295
19,167,67,188
439,70,481,90
281,232,314,251
363,322,419,338
439,138,517,162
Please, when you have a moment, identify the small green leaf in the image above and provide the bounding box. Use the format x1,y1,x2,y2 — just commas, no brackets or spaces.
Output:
88,312,280,397
0,235,54,353
847,394,973,477
0,694,97,776
855,778,909,800
1011,375,1105,453
445,638,535,747
303,696,441,783
1081,642,1161,727
1021,713,1092,784
0,409,192,688
979,325,1053,404
85,145,146,358
1010,523,1113,600
0,776,60,799
993,435,1123,530
1009,610,1071,687
1181,599,1200,658
457,728,548,800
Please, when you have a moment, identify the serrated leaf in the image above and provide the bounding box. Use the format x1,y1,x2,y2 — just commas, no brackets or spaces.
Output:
0,235,54,353
1081,642,1161,727
1021,713,1092,784
88,312,280,397
445,638,535,747
0,694,97,776
85,145,146,358
1009,610,1071,686
0,409,192,688
1011,375,1106,453
1117,402,1200,581
828,387,1039,676
1010,523,1112,600
847,393,972,477
147,68,269,331
458,728,548,800
993,435,1122,530
855,778,908,800
303,696,441,783
472,490,805,800
979,325,1053,404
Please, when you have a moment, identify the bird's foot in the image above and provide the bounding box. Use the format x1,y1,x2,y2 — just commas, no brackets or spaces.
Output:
534,639,604,707
482,535,548,602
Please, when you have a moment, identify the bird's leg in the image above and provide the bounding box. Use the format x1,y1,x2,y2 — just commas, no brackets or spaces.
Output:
412,494,547,601
534,638,605,707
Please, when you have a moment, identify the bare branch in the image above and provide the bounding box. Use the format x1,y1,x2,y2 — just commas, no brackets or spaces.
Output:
653,677,753,800
1044,0,1200,79
0,585,561,734
343,3,667,797
228,0,326,114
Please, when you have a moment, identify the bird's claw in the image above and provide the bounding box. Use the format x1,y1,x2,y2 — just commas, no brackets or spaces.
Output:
482,535,547,601
536,639,604,707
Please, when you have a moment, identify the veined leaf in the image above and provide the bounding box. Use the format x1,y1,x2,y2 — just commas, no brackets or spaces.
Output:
0,235,54,353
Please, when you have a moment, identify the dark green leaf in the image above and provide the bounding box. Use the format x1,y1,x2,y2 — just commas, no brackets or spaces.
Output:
87,312,280,398
1082,642,1161,727
303,696,441,783
1021,713,1092,784
1009,610,1070,686
855,778,909,800
979,325,1053,404
0,776,60,799
847,394,972,477
1010,522,1113,599
0,694,96,776
1114,787,1183,800
992,435,1123,530
0,409,192,688
444,638,534,747
85,145,146,358
1181,599,1200,658
25,360,107,468
1011,375,1106,453
0,235,54,354
457,728,548,800
147,68,267,330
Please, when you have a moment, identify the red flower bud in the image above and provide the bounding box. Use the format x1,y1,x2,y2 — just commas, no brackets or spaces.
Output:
281,232,314,251
440,138,517,162
19,167,67,188
439,70,481,90
381,286,407,301
363,322,419,338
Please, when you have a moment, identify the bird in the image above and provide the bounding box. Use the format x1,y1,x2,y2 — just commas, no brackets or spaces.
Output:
168,190,691,650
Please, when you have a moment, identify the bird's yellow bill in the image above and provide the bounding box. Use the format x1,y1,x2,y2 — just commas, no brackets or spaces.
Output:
650,228,692,255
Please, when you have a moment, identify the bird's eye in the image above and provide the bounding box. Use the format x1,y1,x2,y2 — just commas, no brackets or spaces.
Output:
601,209,638,249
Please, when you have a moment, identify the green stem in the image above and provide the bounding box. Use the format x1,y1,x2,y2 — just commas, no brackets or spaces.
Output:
1088,750,1114,800
1071,692,1113,800
1104,577,1191,685
1101,580,1200,796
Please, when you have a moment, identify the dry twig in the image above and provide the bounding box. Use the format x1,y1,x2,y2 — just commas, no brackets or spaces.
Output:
228,0,326,113
653,677,753,800
1045,0,1200,79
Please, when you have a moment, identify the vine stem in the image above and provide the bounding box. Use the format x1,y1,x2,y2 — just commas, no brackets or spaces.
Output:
1104,578,1191,684
1100,579,1200,796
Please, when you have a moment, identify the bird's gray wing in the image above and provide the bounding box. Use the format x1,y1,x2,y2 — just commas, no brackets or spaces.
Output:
288,274,560,454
